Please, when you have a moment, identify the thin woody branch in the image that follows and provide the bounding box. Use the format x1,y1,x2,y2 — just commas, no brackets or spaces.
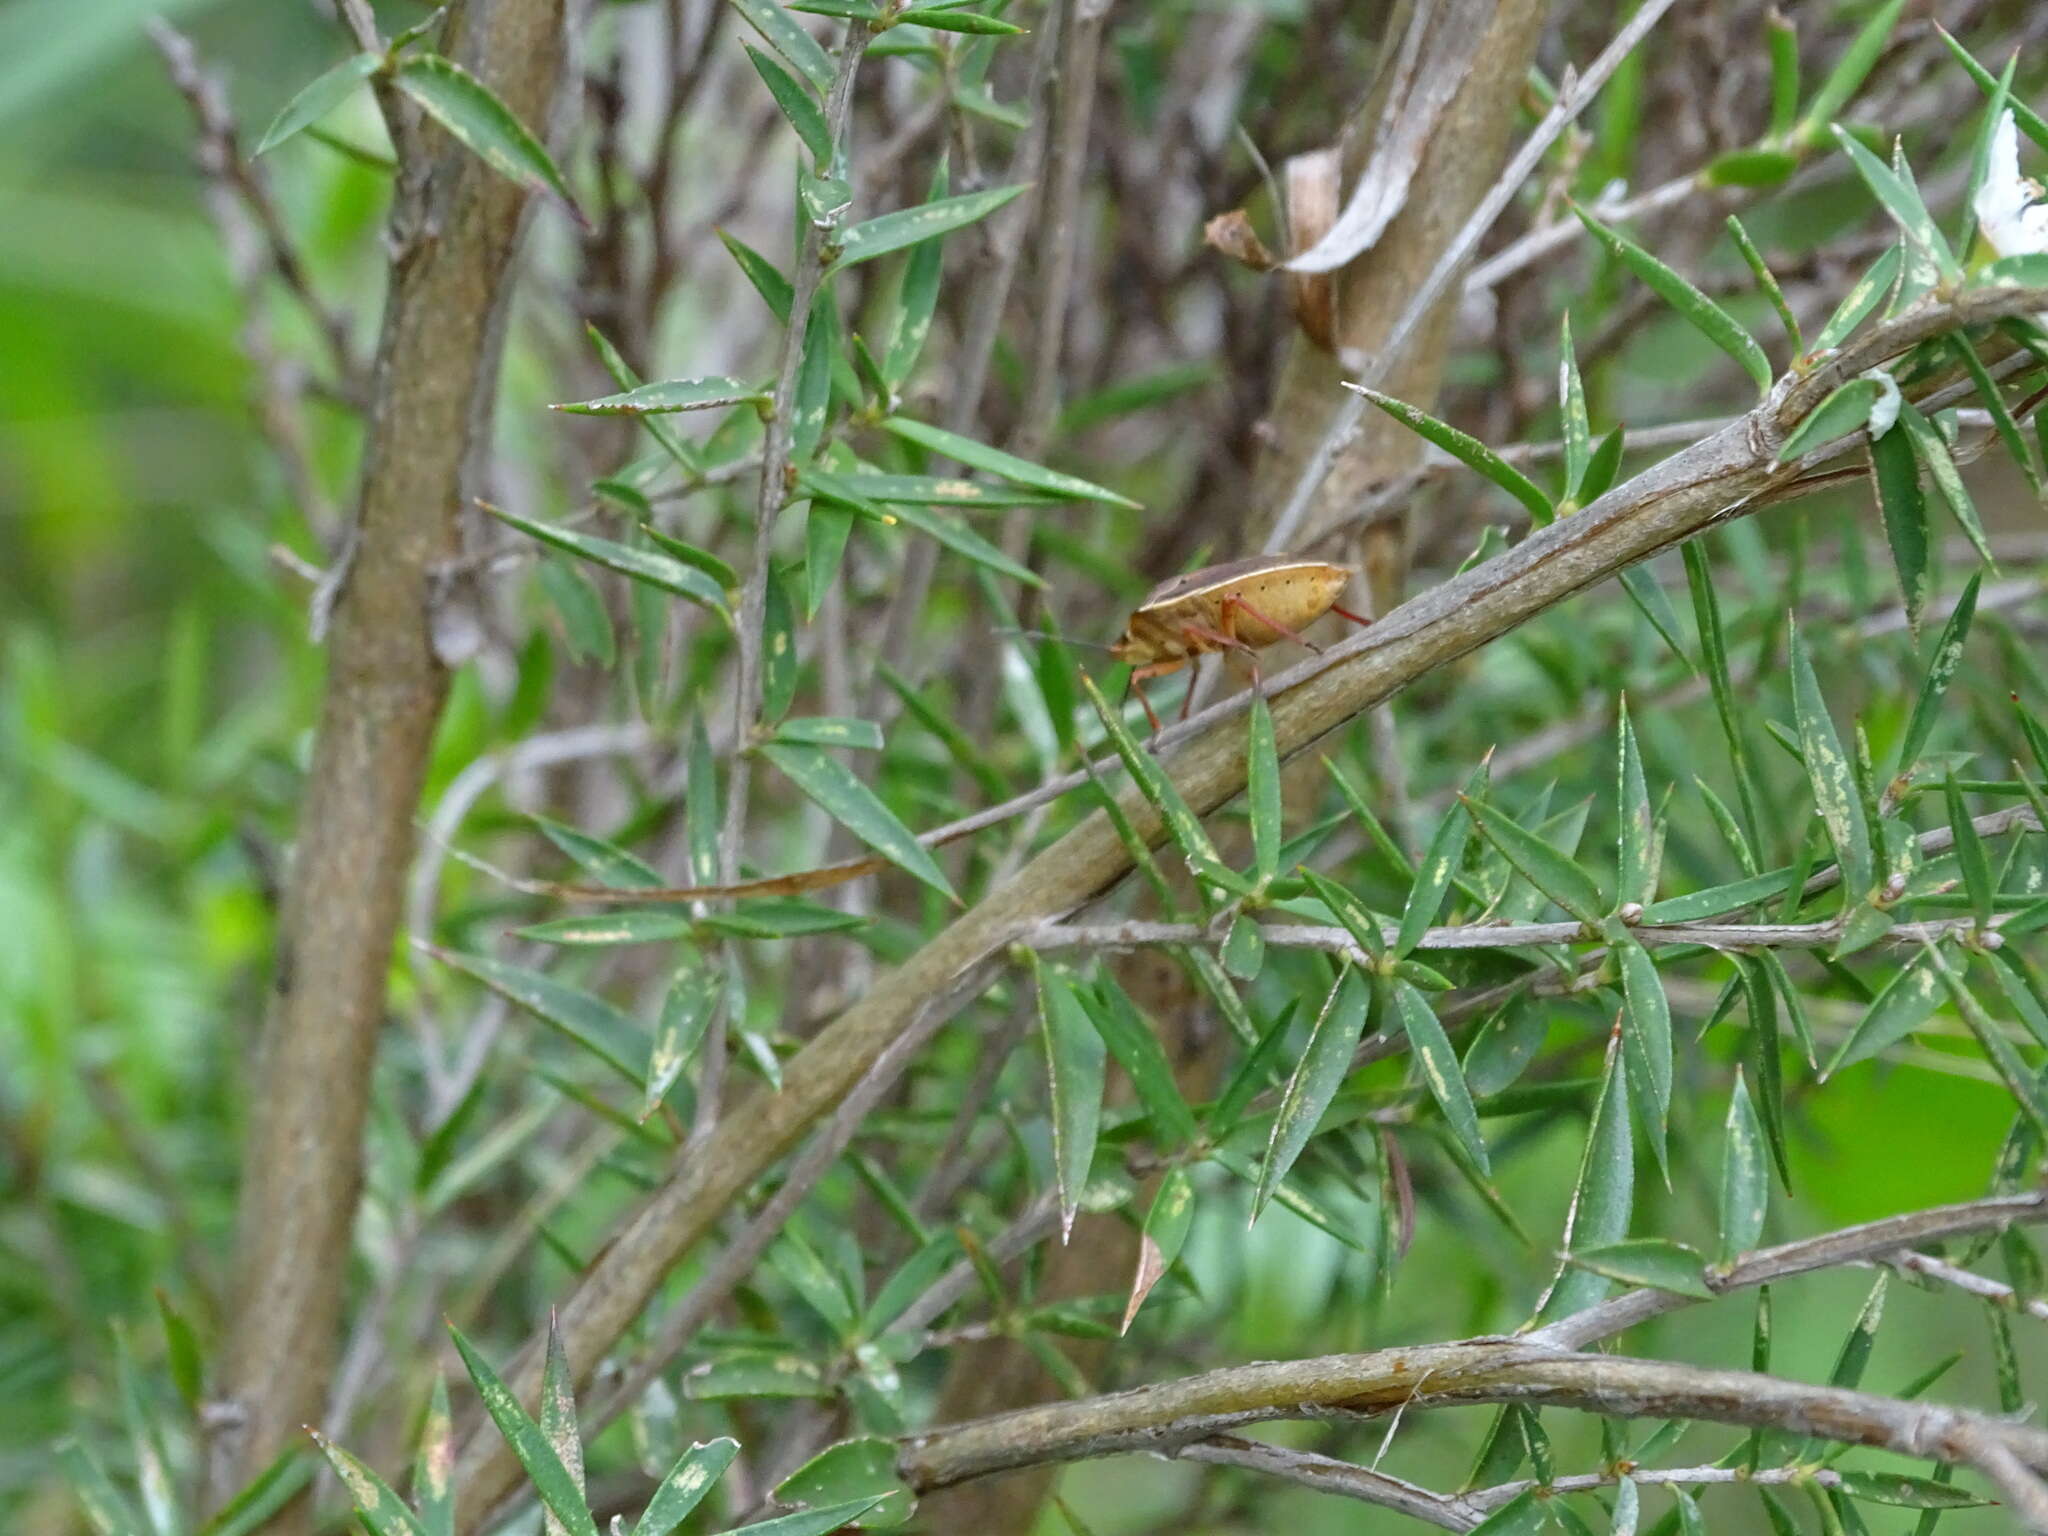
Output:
895,1341,2048,1523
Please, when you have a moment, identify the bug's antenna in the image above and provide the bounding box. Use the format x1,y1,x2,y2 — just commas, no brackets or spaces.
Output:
993,627,1118,653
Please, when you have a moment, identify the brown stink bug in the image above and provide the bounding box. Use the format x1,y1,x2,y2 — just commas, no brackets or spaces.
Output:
1110,554,1371,732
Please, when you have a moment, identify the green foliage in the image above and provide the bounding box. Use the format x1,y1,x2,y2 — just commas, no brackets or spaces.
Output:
22,5,2048,1534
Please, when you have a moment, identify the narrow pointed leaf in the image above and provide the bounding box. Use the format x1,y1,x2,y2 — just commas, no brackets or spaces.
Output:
746,45,832,165
1576,206,1772,393
645,966,719,1119
1947,334,2043,499
1932,949,2048,1136
1255,967,1370,1218
1618,940,1672,1156
1346,385,1552,524
1830,127,1959,285
882,499,1043,585
1085,979,1199,1147
447,1325,599,1536
60,1440,147,1536
719,229,795,322
1719,1068,1767,1262
308,1433,426,1536
539,1321,585,1536
760,743,955,898
533,815,664,889
1797,0,1906,145
413,1376,454,1536
1616,701,1654,906
1570,1238,1711,1299
394,55,581,217
1895,573,1980,776
1899,407,1996,568
775,1440,913,1529
1395,978,1488,1174
1037,963,1107,1240
1788,619,1871,897
1778,378,1881,461
256,53,381,155
882,416,1139,506
731,0,833,91
633,1439,739,1536
1559,313,1590,499
1246,696,1281,881
1868,425,1930,635
481,503,728,612
828,186,1027,276
553,376,767,416
1397,765,1485,955
1122,1167,1195,1332
728,1498,889,1536
433,949,640,1088
1463,796,1606,925
1080,674,1220,875
1536,1031,1633,1322
1944,773,1994,928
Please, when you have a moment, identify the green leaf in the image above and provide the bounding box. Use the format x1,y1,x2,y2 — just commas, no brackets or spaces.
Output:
1575,205,1772,393
533,815,664,889
804,502,855,618
1617,940,1672,1159
1397,765,1485,955
255,52,381,156
718,229,795,322
1346,385,1553,524
1830,126,1960,285
1206,1003,1296,1139
1036,962,1107,1240
1796,0,1905,146
1869,417,1931,635
1778,378,1881,461
1569,1237,1711,1299
775,1440,913,1529
1255,967,1370,1219
1931,948,2048,1136
1728,214,1803,355
882,498,1044,586
896,5,1025,33
759,742,955,899
746,44,832,166
483,503,728,613
1683,542,1764,849
837,474,1054,508
1299,868,1387,964
1898,407,1996,569
1080,674,1221,877
695,900,867,939
433,949,640,1088
308,1432,426,1536
1811,244,1901,359
153,1290,203,1414
728,1499,890,1536
1619,563,1692,665
1788,618,1872,897
60,1439,147,1536
731,0,834,91
633,1439,739,1536
409,1376,453,1536
1468,1489,1546,1535
1976,253,2048,290
1580,423,1627,504
539,559,613,666
645,965,719,1120
1558,313,1590,501
539,1321,585,1536
1703,146,1797,187
761,565,800,723
883,157,949,385
1536,1031,1633,1322
446,1325,599,1536
1894,574,1980,776
1642,867,1794,924
1122,1166,1196,1332
199,1449,314,1536
1462,795,1606,925
1616,700,1654,906
684,1351,828,1400
393,54,581,216
1949,334,2044,498
827,185,1028,276
552,376,767,416
1087,979,1199,1147
1394,977,1488,1174
772,715,885,751
1944,773,1995,929
1246,696,1281,882
1718,1067,1767,1262
1835,1471,1985,1511
1764,9,1799,138
881,417,1139,507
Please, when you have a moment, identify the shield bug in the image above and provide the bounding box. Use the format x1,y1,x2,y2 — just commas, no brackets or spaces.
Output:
1111,554,1370,732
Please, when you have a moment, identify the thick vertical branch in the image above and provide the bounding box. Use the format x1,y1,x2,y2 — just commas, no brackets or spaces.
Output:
210,0,567,1518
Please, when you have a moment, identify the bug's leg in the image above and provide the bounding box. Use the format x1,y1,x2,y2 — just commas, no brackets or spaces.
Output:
1330,603,1373,629
1182,620,1263,704
1224,594,1324,655
1127,660,1177,737
1178,655,1199,722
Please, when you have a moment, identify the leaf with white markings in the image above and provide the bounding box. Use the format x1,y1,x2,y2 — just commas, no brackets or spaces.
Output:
1036,961,1106,1240
1535,1029,1633,1322
827,185,1029,276
1719,1068,1767,1262
1255,967,1369,1219
632,1440,739,1536
760,742,956,900
393,55,582,219
447,1324,598,1536
1788,619,1871,898
481,503,728,614
1397,764,1485,955
1347,385,1553,525
1394,978,1488,1174
883,417,1139,506
1463,796,1605,925
1576,206,1772,393
1122,1167,1195,1333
